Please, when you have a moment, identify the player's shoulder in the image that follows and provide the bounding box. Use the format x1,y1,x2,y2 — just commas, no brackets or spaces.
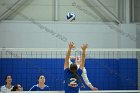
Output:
29,84,38,91
0,85,11,89
44,85,49,87
44,85,49,90
32,84,38,87
0,85,6,90
64,68,71,76
77,68,83,74
1,85,6,88
64,68,69,72
78,68,82,71
1,85,13,91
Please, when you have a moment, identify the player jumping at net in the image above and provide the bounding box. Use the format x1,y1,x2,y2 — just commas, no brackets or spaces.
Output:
64,42,88,93
69,56,98,91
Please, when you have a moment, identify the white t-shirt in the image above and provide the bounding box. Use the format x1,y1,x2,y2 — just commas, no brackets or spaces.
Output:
0,85,13,93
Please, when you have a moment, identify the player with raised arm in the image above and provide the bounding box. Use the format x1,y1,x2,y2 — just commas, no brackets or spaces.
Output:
64,42,88,93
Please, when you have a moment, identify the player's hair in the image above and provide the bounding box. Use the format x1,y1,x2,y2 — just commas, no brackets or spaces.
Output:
70,62,85,88
5,75,12,84
69,64,85,88
73,72,85,88
11,84,19,91
5,75,12,80
70,63,77,71
37,75,45,80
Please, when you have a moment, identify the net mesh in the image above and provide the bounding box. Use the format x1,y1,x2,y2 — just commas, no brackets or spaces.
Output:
0,48,140,91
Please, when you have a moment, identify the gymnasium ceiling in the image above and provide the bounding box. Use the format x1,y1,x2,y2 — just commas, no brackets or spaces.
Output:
0,0,140,23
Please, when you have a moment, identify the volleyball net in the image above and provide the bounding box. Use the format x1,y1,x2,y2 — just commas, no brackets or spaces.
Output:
0,48,140,92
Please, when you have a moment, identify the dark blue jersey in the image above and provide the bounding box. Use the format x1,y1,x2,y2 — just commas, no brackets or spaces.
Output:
29,84,49,91
64,68,82,93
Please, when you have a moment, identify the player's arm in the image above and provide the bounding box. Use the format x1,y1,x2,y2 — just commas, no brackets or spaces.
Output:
80,44,88,70
88,83,98,91
64,42,75,70
82,68,90,86
69,56,76,67
82,70,98,90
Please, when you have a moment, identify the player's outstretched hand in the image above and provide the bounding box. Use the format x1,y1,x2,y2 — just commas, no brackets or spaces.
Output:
92,87,98,91
81,44,88,51
68,42,75,49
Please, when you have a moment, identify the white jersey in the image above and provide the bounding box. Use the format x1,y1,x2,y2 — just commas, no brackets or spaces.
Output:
0,85,13,93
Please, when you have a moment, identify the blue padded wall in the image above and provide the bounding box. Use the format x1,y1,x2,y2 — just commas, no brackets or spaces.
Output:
0,58,138,90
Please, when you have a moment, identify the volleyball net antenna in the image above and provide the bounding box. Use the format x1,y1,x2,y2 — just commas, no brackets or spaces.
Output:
0,48,140,92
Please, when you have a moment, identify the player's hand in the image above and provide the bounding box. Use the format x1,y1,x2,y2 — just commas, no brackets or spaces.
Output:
92,87,98,91
68,42,75,49
81,44,88,51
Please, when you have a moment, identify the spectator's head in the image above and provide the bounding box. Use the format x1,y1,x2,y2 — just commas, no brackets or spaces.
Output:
5,75,12,85
11,84,23,91
38,75,46,84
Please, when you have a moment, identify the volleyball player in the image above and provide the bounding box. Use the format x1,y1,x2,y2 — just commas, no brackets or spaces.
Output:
0,75,13,93
29,75,49,91
69,56,98,90
64,42,88,93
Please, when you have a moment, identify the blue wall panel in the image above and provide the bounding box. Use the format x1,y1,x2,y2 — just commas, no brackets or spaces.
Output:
0,58,138,90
